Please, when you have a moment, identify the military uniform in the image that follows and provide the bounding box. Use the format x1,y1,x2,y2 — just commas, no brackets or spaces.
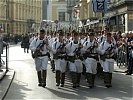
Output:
98,33,118,88
65,31,83,88
83,33,98,88
52,31,67,87
30,30,49,87
49,35,57,72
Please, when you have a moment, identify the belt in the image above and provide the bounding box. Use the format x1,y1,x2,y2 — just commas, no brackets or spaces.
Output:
38,53,48,57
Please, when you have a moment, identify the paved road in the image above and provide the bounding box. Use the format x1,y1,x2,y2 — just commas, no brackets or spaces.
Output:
4,45,133,100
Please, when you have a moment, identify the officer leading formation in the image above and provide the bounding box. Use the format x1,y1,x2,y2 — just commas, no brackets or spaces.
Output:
30,28,131,89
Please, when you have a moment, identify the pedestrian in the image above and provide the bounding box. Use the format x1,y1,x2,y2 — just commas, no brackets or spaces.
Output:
21,34,30,53
30,29,49,87
126,31,133,75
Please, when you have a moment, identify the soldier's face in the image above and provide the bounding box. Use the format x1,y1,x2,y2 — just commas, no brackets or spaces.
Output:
39,32,45,38
73,35,79,40
106,35,112,42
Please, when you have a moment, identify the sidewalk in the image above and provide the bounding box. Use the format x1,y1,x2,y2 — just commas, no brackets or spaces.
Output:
114,62,127,73
0,69,15,100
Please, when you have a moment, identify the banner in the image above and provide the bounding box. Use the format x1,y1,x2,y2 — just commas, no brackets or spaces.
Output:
93,0,108,12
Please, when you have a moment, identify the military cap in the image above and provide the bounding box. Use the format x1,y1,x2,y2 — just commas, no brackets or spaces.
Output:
66,32,71,36
89,32,95,36
72,30,79,36
40,29,45,33
58,30,64,36
106,32,112,37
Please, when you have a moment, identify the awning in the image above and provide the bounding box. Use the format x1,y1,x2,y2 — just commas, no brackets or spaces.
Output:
84,20,99,26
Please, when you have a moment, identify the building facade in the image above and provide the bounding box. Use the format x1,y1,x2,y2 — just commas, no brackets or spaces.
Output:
0,0,42,34
104,0,133,32
45,0,70,31
78,0,133,33
78,0,103,32
42,0,48,20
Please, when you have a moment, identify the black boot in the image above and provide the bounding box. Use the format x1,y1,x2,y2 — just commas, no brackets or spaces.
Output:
37,71,42,86
76,73,81,87
42,70,47,87
104,72,112,88
109,73,112,87
56,70,61,86
61,72,65,87
86,73,93,88
92,74,96,87
71,72,77,88
51,60,55,72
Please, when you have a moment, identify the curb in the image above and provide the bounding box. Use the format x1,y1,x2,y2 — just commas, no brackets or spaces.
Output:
0,69,15,100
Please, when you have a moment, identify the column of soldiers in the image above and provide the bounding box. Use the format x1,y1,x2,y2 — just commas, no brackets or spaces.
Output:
30,28,118,88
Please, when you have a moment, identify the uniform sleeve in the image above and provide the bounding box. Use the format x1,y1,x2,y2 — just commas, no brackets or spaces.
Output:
52,42,57,54
29,39,36,52
65,43,71,54
98,42,105,55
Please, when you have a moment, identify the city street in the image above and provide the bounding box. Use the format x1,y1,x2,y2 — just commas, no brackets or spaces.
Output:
3,45,133,100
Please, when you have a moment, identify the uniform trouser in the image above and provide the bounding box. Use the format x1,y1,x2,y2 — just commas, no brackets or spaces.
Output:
34,56,48,84
101,59,114,86
86,73,95,86
55,59,66,85
51,60,55,71
56,70,65,85
69,59,83,86
84,58,97,86
37,70,47,84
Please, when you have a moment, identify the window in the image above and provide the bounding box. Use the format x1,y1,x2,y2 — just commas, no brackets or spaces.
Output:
58,12,65,21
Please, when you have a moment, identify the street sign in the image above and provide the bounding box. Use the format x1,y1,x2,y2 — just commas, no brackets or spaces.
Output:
93,0,108,12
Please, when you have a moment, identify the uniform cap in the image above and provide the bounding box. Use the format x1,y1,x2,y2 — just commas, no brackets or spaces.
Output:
40,29,45,33
72,30,79,36
58,30,64,36
89,32,95,36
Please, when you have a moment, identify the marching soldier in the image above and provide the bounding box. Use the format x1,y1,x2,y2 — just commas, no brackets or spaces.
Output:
49,32,57,72
65,30,83,88
30,29,49,88
83,32,98,88
52,30,67,87
98,32,118,88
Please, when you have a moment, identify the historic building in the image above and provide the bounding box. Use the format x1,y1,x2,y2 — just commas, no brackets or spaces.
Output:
48,0,70,31
0,0,42,34
78,0,133,32
104,0,133,32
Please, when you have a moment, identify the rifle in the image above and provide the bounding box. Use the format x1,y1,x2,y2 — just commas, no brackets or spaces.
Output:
32,41,46,58
53,43,66,59
73,43,83,60
100,45,117,61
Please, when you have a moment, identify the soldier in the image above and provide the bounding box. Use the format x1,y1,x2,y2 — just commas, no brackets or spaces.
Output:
83,32,98,88
52,30,67,87
49,32,57,72
98,32,118,88
65,30,83,88
65,32,72,44
30,29,49,88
